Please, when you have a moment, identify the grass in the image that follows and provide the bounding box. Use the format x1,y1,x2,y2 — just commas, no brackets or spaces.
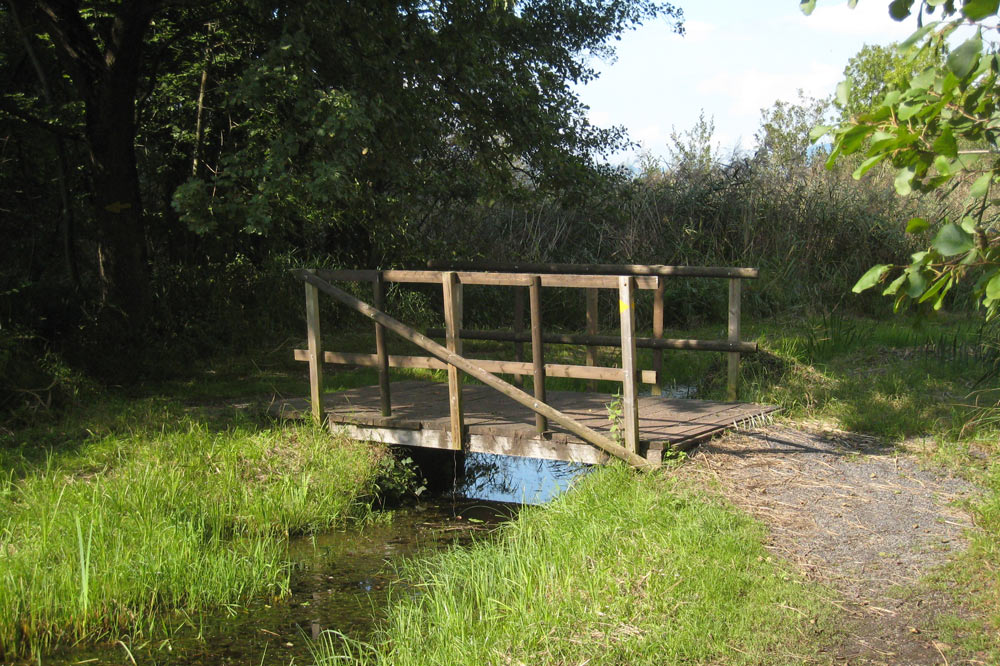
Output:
306,310,1000,663
311,464,830,665
0,399,394,660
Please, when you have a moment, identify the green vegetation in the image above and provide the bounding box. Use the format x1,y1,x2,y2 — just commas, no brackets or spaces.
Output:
311,464,827,665
807,0,1000,318
0,400,396,660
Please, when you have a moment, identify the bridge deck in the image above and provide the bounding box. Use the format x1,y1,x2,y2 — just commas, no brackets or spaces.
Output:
276,381,778,465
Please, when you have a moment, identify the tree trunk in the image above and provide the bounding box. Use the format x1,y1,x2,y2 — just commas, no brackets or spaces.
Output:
18,0,159,319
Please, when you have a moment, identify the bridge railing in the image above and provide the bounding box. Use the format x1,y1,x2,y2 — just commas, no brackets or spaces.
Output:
292,264,757,467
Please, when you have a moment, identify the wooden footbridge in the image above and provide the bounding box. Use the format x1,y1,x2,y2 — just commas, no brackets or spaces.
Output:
281,263,777,468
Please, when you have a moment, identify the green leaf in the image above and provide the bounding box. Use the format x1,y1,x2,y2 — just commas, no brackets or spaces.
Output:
799,0,817,15
947,32,983,79
853,154,886,179
899,22,938,51
932,223,976,256
853,264,891,293
840,125,874,153
931,127,958,157
933,155,954,177
898,100,924,120
986,272,1000,300
970,172,992,198
906,217,930,233
809,124,832,142
909,67,937,91
883,272,908,296
881,90,902,107
918,274,950,303
895,166,916,195
836,79,852,107
906,270,928,298
963,0,999,21
889,0,915,19
961,216,978,233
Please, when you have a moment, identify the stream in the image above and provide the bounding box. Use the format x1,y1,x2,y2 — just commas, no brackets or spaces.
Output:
42,452,588,665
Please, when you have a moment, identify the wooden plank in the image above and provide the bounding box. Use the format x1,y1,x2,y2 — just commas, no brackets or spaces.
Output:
425,260,760,279
365,269,662,290
423,328,757,353
585,287,598,392
529,275,547,434
651,276,665,396
513,286,526,388
293,270,654,468
276,382,777,464
304,272,323,423
619,276,640,454
294,350,659,383
373,272,391,416
727,278,741,402
442,271,464,450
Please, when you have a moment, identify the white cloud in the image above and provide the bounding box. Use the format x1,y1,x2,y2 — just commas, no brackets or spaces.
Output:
588,109,613,127
679,19,717,44
633,123,666,148
696,62,842,118
785,1,915,40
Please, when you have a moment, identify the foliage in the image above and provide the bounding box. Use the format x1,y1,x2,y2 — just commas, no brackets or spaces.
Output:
837,42,945,119
1,0,683,327
804,0,1000,320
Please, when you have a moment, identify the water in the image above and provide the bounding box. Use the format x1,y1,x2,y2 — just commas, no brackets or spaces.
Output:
38,452,590,665
456,452,590,504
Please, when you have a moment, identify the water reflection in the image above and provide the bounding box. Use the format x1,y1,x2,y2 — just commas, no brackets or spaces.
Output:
455,452,591,504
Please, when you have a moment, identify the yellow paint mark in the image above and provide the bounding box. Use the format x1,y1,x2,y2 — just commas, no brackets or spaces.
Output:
619,299,629,313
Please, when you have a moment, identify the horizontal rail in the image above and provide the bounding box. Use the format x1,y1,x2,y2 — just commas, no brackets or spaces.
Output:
426,260,760,280
293,349,659,384
423,328,757,354
293,270,654,469
316,268,663,290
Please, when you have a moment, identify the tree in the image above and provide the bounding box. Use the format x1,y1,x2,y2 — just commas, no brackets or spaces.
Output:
3,0,684,323
804,0,1000,319
836,42,943,119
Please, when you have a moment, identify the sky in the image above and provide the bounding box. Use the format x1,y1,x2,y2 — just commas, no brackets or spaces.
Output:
576,0,918,165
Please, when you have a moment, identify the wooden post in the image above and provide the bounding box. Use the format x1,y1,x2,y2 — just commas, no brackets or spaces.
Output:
585,287,598,392
304,271,324,423
442,272,464,449
373,272,391,416
619,276,640,454
529,275,547,434
513,286,526,389
727,278,742,401
651,276,665,396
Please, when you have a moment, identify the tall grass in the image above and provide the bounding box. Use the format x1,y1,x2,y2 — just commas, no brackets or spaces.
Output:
311,464,828,665
0,401,390,660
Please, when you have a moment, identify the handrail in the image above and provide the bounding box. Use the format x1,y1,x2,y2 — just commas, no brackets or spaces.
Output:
295,270,653,469
426,260,759,279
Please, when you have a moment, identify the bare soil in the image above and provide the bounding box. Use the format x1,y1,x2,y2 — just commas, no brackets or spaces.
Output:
679,423,988,665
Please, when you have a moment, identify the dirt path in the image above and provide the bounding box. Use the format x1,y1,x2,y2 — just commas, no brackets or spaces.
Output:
679,424,985,665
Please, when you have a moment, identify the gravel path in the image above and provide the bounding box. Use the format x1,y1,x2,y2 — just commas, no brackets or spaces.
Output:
680,424,984,665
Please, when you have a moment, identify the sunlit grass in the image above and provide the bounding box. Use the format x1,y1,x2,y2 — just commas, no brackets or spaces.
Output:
310,464,829,665
0,402,390,660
